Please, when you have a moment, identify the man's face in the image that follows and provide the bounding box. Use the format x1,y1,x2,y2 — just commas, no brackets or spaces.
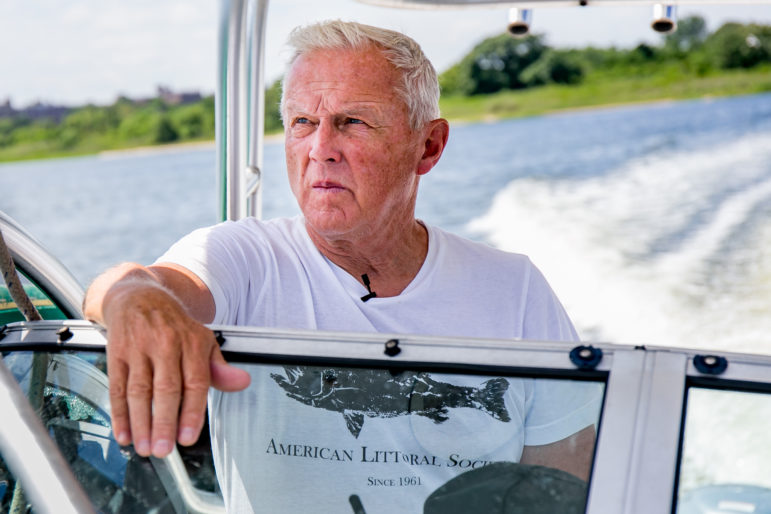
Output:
282,46,427,242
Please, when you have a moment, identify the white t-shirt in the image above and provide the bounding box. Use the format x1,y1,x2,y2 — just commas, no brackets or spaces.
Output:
158,216,601,513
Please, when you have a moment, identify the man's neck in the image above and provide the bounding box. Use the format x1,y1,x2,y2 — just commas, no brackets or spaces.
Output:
307,219,429,298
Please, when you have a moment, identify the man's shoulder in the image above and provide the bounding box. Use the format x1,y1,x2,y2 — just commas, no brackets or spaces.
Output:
428,224,532,269
206,216,304,241
172,216,309,262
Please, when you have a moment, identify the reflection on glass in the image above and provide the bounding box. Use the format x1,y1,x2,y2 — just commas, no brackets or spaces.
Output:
0,351,603,513
0,273,67,325
0,351,215,513
677,387,771,513
209,363,604,513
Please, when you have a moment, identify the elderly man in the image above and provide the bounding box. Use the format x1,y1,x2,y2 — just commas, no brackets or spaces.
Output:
85,20,598,513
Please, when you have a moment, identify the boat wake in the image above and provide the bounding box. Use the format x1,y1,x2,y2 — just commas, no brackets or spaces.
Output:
468,130,771,353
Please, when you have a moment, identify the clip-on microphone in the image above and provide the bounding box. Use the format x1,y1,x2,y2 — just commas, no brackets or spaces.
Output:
360,274,377,302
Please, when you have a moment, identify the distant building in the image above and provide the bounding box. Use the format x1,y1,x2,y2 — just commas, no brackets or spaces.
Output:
22,102,71,122
0,98,16,118
157,85,202,106
0,85,204,123
0,98,71,122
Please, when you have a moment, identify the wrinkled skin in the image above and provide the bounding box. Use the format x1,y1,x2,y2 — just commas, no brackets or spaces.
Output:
85,263,249,457
282,46,449,296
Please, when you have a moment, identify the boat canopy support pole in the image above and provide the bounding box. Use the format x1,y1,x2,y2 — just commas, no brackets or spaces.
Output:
219,0,246,221
246,0,269,219
218,0,269,222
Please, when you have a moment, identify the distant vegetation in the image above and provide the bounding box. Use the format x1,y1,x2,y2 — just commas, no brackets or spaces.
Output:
437,17,771,121
1,17,769,162
439,17,771,95
0,96,215,162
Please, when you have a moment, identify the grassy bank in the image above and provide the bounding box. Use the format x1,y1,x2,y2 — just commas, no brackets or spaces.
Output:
0,97,216,163
0,136,216,163
439,64,771,122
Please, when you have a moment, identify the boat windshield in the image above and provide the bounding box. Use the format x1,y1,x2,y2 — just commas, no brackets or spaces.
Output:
0,273,67,325
0,343,604,513
208,359,603,513
675,386,771,513
0,349,219,514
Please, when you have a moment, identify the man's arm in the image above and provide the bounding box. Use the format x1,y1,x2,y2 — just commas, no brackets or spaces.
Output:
520,425,596,481
83,262,250,458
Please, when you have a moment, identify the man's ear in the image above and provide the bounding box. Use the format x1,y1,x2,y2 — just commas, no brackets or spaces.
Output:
417,119,450,176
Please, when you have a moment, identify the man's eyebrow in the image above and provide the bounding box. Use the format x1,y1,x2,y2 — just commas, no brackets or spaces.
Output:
342,105,385,117
284,99,387,115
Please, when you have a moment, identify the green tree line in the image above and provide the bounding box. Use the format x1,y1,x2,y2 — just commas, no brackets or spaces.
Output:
1,17,769,162
0,96,215,161
439,17,771,96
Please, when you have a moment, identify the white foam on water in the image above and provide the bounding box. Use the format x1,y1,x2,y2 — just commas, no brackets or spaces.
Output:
468,131,771,353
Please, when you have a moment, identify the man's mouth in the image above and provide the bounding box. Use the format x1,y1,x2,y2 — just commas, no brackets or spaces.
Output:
313,181,346,192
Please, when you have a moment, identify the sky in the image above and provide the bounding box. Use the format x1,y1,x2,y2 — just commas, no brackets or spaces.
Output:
2,1,771,108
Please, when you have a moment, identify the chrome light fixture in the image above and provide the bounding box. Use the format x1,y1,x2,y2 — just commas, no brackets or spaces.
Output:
507,7,533,37
652,3,677,33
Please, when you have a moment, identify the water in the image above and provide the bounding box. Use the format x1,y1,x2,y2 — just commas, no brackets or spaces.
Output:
1,93,770,354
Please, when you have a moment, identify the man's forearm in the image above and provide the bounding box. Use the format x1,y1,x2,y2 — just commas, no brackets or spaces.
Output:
83,262,170,326
83,260,247,457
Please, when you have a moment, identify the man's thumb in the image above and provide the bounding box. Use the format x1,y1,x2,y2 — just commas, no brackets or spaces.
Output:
210,348,251,391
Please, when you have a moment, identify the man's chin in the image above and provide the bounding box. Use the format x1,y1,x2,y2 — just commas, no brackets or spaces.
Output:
303,212,356,239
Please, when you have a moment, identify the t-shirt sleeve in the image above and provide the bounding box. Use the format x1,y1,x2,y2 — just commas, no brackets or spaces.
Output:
521,260,579,342
518,259,600,446
524,379,603,446
154,222,257,325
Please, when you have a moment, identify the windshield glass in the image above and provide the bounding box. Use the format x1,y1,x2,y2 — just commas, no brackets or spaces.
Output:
0,350,217,513
0,273,67,325
676,386,771,513
0,348,604,513
208,360,604,513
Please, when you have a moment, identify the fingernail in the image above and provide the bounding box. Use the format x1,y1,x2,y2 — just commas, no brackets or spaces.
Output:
153,439,173,456
179,427,196,445
116,431,130,446
135,439,151,456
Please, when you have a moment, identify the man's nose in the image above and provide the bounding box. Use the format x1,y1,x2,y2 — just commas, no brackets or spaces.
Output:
308,120,342,163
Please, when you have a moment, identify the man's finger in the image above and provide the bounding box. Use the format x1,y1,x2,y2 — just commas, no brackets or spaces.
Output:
149,347,184,457
107,355,132,446
176,332,216,447
126,355,154,457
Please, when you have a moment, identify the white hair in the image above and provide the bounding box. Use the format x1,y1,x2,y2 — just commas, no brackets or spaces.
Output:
281,20,440,129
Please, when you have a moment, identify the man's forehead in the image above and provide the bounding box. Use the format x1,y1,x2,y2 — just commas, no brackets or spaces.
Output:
293,44,390,70
286,46,397,87
283,51,402,115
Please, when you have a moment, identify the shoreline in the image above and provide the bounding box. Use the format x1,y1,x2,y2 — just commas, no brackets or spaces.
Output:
2,90,767,163
98,139,215,158
97,96,686,157
449,96,683,127
96,132,287,159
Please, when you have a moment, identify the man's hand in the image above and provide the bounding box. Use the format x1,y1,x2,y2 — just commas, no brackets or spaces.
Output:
84,263,250,458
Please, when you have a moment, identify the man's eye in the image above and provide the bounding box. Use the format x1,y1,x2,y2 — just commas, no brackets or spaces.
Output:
294,117,310,125
346,118,365,125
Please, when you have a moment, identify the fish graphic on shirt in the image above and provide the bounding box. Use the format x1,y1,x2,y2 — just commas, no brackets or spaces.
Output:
270,366,511,438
